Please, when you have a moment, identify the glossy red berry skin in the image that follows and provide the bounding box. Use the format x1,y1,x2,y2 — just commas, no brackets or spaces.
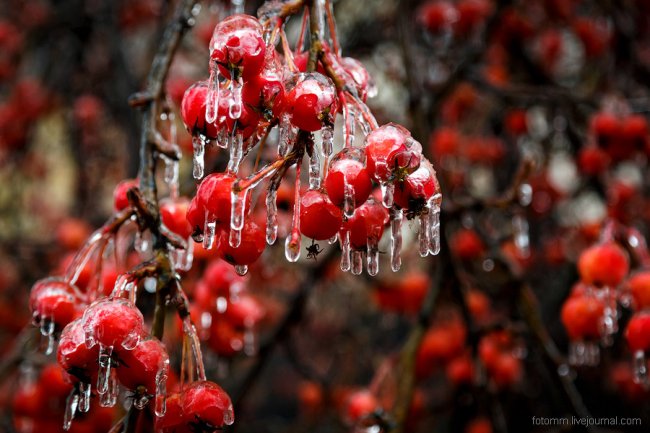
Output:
217,221,266,266
373,271,429,314
628,271,650,310
345,390,379,423
325,148,373,209
57,319,100,382
156,393,190,433
182,381,234,429
209,14,265,81
393,158,437,215
299,190,343,240
343,197,389,250
209,319,245,357
117,337,169,393
113,178,138,211
560,294,604,340
340,57,372,102
161,197,193,239
29,278,79,330
625,311,650,352
187,173,238,233
82,298,144,348
364,123,422,183
578,146,609,175
284,73,338,132
40,363,74,399
242,66,285,119
451,228,485,261
577,242,629,287
181,81,219,139
224,294,265,328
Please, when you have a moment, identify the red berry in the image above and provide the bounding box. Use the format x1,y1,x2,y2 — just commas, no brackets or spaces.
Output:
117,337,169,393
625,311,650,352
224,294,265,328
325,148,373,209
57,319,99,382
417,1,457,34
560,294,604,340
503,109,528,136
82,298,144,349
29,278,79,331
455,0,492,35
182,381,234,429
340,57,373,102
188,173,238,233
345,390,379,423
181,81,219,139
451,228,485,261
156,393,188,433
284,72,338,132
429,127,460,160
242,65,285,119
578,146,610,175
628,271,650,310
113,178,138,211
342,197,389,250
393,158,437,215
490,353,521,387
161,197,193,239
465,418,493,433
446,355,475,385
299,190,343,240
373,271,429,314
209,14,265,81
365,123,422,182
216,220,266,266
577,242,629,287
209,320,244,357
39,363,74,399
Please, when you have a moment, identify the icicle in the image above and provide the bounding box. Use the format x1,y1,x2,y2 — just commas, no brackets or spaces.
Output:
418,213,430,257
380,182,394,208
230,0,244,14
633,350,648,386
230,188,248,248
162,155,180,199
99,370,118,407
344,104,357,148
568,341,600,367
512,214,530,257
266,189,278,245
182,318,207,381
63,390,79,430
97,344,114,394
229,229,242,249
217,127,229,149
229,77,243,120
285,233,301,262
428,194,442,255
322,124,334,156
227,132,244,173
121,328,141,351
340,230,351,272
278,114,295,157
390,208,403,272
367,237,379,276
223,403,235,426
343,183,356,218
216,296,228,314
206,65,220,124
351,251,364,275
243,324,257,356
309,150,321,189
203,212,217,250
599,286,618,347
192,134,206,179
45,329,55,355
155,369,168,417
235,265,248,276
78,382,91,413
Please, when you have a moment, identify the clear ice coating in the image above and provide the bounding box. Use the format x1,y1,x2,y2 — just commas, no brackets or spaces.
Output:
223,404,236,426
633,350,649,386
339,230,351,272
309,150,321,189
192,134,206,179
182,318,207,381
235,264,248,276
568,341,600,367
321,124,334,156
351,251,364,275
228,133,244,173
79,382,91,413
63,390,79,430
162,155,180,199
266,189,278,245
154,369,168,417
343,183,356,218
205,65,220,124
98,370,118,408
380,182,394,208
203,211,217,250
228,77,243,120
229,228,242,249
41,319,55,355
512,214,530,257
390,208,403,272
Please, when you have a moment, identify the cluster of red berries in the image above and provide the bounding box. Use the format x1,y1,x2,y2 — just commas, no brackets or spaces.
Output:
180,13,442,277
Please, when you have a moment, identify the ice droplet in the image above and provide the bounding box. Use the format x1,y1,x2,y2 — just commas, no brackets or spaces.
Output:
63,389,79,430
192,134,206,179
216,296,228,314
235,265,249,276
228,133,244,173
568,341,600,367
228,77,243,120
390,208,403,272
512,214,530,257
266,189,278,245
162,155,180,199
428,194,442,255
380,182,394,208
121,330,141,351
206,66,220,124
285,234,301,262
633,350,649,386
230,0,244,14
223,404,235,425
322,124,334,156
518,183,532,206
309,150,321,189
203,213,217,250
343,183,356,218
599,286,618,347
340,231,351,272
328,233,338,244
351,251,364,275
78,382,91,413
